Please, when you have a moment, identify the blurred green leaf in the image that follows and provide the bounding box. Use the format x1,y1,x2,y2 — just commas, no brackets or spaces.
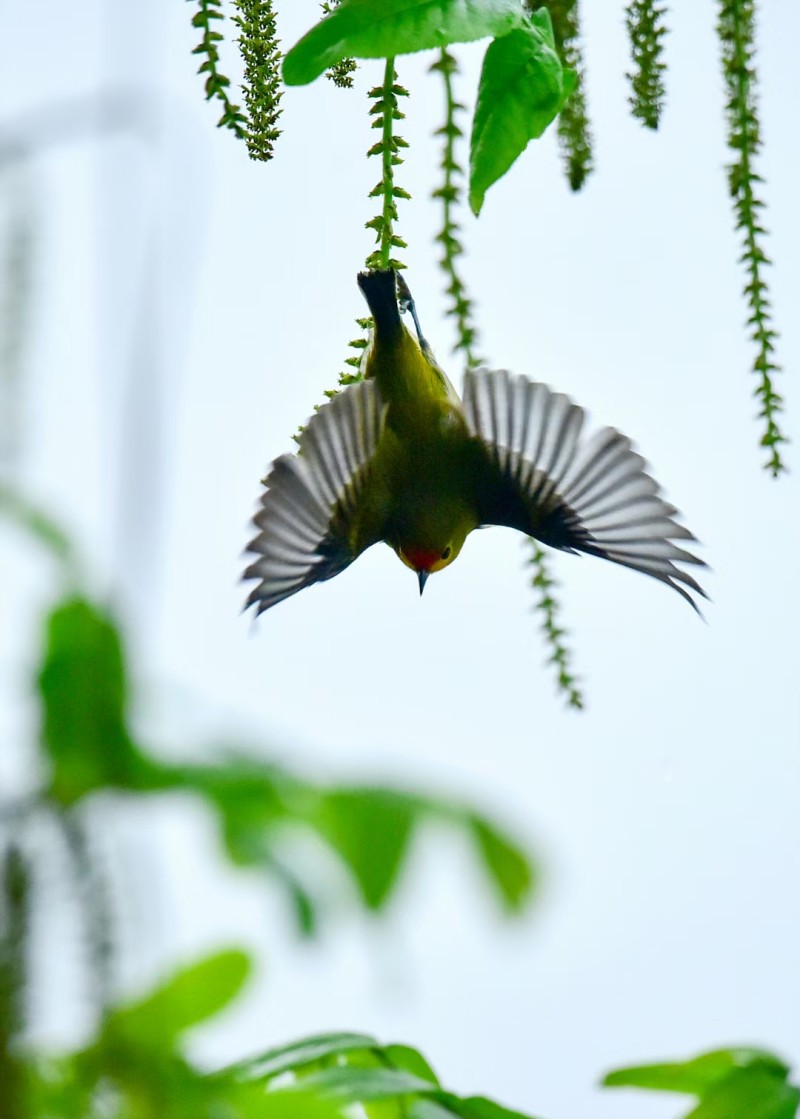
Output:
110,950,251,1048
164,759,290,865
33,597,537,935
300,1065,434,1102
283,0,524,86
384,1044,440,1086
688,1068,800,1119
0,486,75,569
604,1048,791,1094
37,597,147,804
25,979,370,1119
448,1097,543,1119
408,1102,457,1119
264,856,321,938
314,789,418,909
435,1095,543,1119
254,1087,347,1119
469,11,575,214
27,1049,261,1119
234,1035,544,1119
228,1032,379,1082
468,814,535,912
362,1099,412,1119
605,1047,800,1119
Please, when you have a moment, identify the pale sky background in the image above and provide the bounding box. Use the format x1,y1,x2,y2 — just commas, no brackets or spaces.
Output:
1,2,799,1119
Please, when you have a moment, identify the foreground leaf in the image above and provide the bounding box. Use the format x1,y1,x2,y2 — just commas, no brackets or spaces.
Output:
604,1048,791,1094
605,1046,799,1119
300,1065,434,1102
314,788,419,909
165,758,290,865
689,1068,800,1119
0,487,75,570
111,950,251,1048
254,1087,347,1119
234,1034,543,1119
34,600,537,932
468,814,535,912
38,597,146,804
469,10,575,214
228,1032,379,1082
383,1045,440,1086
283,0,525,86
436,1095,543,1119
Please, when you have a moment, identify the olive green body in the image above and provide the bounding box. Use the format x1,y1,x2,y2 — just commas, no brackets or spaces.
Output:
350,277,481,572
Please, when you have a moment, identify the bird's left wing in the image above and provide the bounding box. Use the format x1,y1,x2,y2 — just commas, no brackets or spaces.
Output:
244,380,387,615
462,368,707,611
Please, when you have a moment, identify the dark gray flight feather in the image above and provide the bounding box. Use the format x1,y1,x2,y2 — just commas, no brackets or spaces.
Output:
463,368,707,611
244,380,386,615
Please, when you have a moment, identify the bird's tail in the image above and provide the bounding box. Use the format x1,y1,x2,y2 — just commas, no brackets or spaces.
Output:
357,269,402,340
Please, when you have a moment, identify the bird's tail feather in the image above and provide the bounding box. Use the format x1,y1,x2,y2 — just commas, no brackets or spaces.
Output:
357,269,402,340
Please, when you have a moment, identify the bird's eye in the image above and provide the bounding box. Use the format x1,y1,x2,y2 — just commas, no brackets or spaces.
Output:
441,546,451,560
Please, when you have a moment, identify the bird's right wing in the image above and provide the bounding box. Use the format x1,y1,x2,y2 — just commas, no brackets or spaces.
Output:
462,368,707,611
244,380,387,615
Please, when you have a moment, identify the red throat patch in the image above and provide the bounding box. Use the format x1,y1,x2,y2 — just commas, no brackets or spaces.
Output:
405,547,440,572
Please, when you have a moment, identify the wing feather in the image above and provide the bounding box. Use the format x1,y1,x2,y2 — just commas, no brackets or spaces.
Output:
463,368,707,611
244,380,386,615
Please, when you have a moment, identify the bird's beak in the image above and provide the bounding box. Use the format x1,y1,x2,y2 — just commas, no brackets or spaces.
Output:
417,570,428,596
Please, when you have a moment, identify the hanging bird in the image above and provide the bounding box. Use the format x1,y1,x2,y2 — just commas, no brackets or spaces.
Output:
244,269,706,615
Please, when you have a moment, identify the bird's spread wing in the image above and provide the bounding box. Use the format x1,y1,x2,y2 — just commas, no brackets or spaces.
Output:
244,380,386,615
462,368,707,611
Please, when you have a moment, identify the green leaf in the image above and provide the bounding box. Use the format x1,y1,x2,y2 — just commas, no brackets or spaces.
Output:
169,759,290,866
300,1065,434,1102
110,950,251,1048
223,1037,546,1119
384,1045,440,1086
253,1087,347,1119
688,1069,800,1119
269,860,321,938
469,11,575,214
283,0,525,86
604,1048,791,1095
436,1095,543,1119
468,815,535,912
314,789,419,909
408,1103,457,1119
227,1032,379,1082
37,597,147,804
0,487,75,570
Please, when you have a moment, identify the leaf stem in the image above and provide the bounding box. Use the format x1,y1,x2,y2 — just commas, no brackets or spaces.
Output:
625,0,668,130
539,0,594,190
188,0,248,138
0,844,28,1119
365,60,409,272
232,0,284,162
58,811,114,1017
431,48,483,367
379,57,398,270
530,543,584,709
718,0,786,475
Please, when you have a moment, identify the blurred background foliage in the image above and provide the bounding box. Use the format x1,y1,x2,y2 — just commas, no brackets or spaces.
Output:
0,501,539,1113
1,1,797,1117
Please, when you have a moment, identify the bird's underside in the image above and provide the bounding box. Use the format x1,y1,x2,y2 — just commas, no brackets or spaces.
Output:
244,368,707,615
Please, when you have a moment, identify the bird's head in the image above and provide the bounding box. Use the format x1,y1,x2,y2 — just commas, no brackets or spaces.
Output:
396,526,469,595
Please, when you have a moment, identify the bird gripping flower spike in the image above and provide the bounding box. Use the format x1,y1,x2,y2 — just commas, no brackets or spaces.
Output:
245,270,706,615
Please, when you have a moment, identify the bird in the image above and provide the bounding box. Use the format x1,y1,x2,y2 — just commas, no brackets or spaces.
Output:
244,268,706,615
